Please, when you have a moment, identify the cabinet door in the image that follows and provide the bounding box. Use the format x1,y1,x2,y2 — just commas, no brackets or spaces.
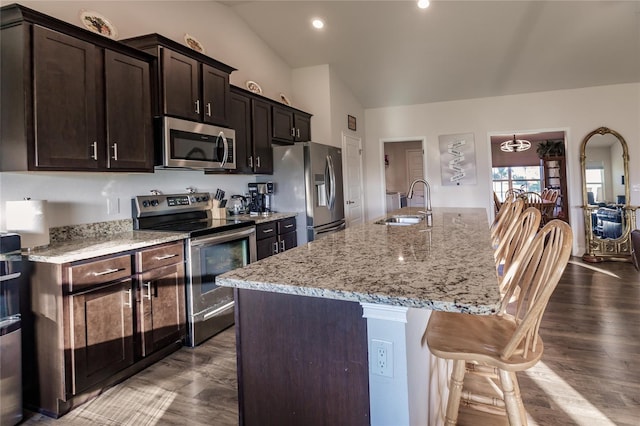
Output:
162,48,199,121
70,279,135,394
104,50,153,171
32,26,99,170
257,236,278,260
294,113,311,142
138,263,186,357
252,98,273,173
279,231,297,253
272,105,295,142
202,64,230,126
230,91,253,174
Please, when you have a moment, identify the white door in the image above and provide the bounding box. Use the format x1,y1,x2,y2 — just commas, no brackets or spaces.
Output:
406,149,425,207
343,133,365,227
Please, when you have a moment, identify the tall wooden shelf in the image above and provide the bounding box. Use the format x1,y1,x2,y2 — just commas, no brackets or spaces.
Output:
542,156,569,223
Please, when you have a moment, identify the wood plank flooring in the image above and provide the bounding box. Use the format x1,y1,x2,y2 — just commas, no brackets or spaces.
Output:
22,257,640,425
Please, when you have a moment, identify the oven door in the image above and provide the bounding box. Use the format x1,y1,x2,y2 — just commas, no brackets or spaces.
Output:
186,226,256,346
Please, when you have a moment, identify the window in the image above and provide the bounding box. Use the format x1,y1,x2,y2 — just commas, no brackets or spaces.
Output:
585,167,604,204
492,166,542,201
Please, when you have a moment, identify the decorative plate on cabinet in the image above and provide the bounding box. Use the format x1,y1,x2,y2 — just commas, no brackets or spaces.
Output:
245,80,263,94
279,93,292,106
79,10,118,39
184,33,205,54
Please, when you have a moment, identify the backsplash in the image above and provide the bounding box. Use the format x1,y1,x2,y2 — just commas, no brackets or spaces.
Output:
50,219,133,243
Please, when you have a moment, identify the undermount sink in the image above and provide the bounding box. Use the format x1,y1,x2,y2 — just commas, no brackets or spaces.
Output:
376,215,425,226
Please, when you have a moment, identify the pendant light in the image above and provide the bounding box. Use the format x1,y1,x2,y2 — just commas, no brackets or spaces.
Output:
500,134,531,152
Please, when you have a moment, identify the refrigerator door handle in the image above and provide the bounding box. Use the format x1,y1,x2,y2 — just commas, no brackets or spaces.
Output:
315,221,346,236
326,155,336,210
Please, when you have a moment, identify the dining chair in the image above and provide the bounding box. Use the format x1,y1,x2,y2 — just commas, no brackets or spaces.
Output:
493,191,502,216
424,220,573,426
504,188,523,202
490,198,524,249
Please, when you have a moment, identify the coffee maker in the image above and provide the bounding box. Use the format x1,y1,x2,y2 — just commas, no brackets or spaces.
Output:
247,182,274,215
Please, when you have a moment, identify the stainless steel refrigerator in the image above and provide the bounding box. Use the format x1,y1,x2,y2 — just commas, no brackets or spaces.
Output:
272,142,345,246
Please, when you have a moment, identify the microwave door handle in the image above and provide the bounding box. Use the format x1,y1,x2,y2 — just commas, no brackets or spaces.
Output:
218,131,228,168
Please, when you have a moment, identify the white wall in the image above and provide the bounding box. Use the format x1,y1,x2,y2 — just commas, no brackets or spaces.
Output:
292,65,332,145
364,83,640,255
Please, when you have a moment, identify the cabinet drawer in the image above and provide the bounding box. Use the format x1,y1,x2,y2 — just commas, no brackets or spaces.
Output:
68,255,132,292
256,222,277,240
278,217,296,234
137,242,184,272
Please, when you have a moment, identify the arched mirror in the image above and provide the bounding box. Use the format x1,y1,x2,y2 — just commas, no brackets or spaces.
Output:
580,127,636,262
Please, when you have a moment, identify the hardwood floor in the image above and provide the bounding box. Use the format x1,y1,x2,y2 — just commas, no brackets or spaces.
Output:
21,257,639,425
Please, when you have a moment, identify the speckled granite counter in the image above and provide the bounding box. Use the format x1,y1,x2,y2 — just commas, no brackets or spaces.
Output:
217,207,500,314
24,230,189,264
227,212,296,223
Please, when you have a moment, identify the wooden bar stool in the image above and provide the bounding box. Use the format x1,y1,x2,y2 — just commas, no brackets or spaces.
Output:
490,198,524,249
494,207,541,293
424,220,573,425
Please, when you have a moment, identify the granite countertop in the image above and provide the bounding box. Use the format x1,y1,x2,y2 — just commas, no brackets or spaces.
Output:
217,207,501,314
228,212,297,223
24,230,189,264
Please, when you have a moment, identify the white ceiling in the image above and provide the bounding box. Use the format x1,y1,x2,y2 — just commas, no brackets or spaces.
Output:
223,0,640,109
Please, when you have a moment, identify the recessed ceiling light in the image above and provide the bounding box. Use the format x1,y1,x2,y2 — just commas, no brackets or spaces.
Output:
417,0,430,9
312,18,324,29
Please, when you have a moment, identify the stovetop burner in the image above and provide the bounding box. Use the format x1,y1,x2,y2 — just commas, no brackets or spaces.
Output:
132,193,255,237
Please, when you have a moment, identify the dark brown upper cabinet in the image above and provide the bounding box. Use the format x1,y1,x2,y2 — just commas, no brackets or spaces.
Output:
122,34,235,128
272,104,312,144
229,86,273,174
0,4,154,172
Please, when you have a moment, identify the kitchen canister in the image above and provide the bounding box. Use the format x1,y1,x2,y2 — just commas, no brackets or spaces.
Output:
6,199,50,250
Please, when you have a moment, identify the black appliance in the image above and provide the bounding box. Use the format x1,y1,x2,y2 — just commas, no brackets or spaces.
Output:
247,182,274,215
132,193,256,347
1,233,23,425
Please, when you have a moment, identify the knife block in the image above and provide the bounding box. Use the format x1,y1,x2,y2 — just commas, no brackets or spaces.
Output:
211,199,227,219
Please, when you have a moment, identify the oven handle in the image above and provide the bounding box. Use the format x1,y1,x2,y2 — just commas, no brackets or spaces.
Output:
190,226,255,247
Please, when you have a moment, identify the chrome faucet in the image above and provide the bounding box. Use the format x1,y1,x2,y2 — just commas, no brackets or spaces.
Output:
407,179,432,213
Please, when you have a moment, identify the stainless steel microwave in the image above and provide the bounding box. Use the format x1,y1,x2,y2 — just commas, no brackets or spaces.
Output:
158,116,236,170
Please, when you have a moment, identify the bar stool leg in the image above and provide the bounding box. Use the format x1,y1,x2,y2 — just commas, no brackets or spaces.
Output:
499,369,526,426
445,359,466,425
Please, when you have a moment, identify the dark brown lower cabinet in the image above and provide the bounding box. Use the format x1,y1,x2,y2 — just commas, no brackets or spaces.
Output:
70,279,135,394
137,262,186,357
235,289,370,426
256,217,297,260
24,241,186,418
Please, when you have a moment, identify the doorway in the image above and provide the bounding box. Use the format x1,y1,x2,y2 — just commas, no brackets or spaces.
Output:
490,130,569,223
383,140,424,211
343,133,365,227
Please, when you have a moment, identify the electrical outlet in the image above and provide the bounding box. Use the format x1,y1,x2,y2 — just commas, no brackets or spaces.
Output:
371,339,393,378
107,197,120,215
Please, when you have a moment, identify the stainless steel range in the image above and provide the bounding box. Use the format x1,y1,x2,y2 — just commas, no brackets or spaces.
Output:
132,192,256,347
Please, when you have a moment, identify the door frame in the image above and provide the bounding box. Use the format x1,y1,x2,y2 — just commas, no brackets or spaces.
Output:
380,137,427,213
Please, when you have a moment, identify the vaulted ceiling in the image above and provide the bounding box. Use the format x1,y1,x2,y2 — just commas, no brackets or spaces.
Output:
224,1,640,109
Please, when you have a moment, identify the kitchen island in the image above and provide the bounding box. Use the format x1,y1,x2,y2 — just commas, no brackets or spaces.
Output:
217,207,499,426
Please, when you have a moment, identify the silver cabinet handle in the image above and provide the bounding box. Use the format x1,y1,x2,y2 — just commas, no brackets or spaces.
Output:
280,240,285,252
262,228,274,234
111,142,118,160
206,102,212,117
92,268,120,277
90,141,98,160
144,281,152,300
256,156,261,168
124,289,132,308
296,128,300,138
249,156,253,168
284,224,294,228
154,253,177,261
273,241,279,254
291,127,295,137
195,100,200,114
